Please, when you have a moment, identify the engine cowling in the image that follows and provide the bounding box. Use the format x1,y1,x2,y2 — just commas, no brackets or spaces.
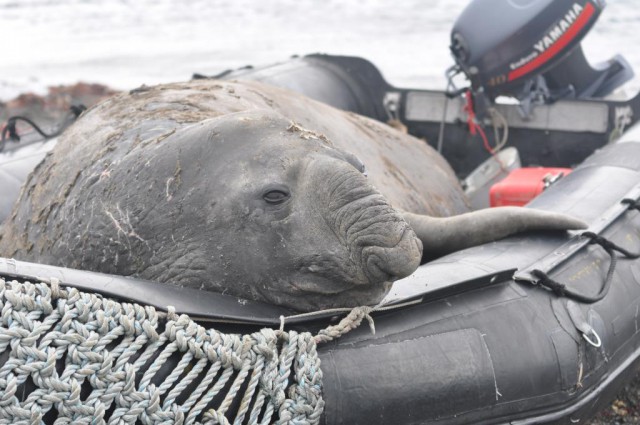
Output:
450,0,631,102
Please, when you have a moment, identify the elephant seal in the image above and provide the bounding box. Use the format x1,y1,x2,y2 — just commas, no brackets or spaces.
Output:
0,80,586,311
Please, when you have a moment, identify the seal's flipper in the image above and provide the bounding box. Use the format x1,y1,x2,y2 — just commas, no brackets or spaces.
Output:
402,207,587,261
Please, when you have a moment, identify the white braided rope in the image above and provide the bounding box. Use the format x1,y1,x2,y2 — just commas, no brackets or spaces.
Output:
0,278,327,424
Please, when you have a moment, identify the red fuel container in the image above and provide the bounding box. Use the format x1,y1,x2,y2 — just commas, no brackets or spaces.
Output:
489,167,572,207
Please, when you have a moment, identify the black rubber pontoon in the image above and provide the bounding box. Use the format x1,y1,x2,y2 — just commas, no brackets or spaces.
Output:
211,52,640,178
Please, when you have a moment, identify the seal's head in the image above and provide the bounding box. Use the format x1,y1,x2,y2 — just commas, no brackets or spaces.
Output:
60,110,422,311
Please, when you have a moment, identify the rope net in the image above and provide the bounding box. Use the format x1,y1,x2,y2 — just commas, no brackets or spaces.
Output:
0,277,324,424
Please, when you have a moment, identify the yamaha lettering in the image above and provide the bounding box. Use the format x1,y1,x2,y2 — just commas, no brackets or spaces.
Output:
503,0,598,83
508,2,586,72
533,3,583,54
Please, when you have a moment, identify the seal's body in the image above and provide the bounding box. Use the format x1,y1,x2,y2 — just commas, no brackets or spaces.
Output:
0,80,585,311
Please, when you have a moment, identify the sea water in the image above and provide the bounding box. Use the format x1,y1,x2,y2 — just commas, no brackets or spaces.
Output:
1,0,639,101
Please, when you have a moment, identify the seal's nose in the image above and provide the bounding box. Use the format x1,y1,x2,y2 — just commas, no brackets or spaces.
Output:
361,226,422,285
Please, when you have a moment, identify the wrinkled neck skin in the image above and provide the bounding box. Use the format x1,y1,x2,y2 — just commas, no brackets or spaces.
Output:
258,155,422,311
213,153,422,312
402,207,587,261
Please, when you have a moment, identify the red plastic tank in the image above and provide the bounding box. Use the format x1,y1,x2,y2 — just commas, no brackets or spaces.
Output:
489,167,571,207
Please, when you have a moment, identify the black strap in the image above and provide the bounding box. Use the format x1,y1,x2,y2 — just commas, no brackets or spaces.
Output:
532,231,640,304
69,104,87,118
622,198,640,212
2,116,52,143
582,231,640,259
0,104,86,152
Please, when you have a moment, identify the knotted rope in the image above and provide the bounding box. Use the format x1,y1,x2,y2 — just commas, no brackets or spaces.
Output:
0,277,370,424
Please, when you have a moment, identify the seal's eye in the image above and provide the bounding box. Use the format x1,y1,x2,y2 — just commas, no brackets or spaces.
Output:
263,188,290,205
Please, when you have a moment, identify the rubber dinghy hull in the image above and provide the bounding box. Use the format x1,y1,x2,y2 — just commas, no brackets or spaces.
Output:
319,140,640,424
2,142,640,424
216,53,640,178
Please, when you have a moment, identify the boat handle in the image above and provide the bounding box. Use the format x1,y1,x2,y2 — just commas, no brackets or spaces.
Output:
514,190,640,284
567,300,602,348
582,329,602,348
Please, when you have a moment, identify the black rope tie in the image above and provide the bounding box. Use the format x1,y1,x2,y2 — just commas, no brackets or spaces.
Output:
532,231,640,304
69,104,87,118
2,116,52,143
0,104,86,152
622,198,640,212
531,270,568,297
582,231,640,259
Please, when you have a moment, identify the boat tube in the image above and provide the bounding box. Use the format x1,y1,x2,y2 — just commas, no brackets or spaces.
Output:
212,52,640,179
2,137,640,424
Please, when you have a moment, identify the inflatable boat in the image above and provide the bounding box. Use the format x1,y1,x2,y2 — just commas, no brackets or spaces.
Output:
2,0,640,423
4,142,640,425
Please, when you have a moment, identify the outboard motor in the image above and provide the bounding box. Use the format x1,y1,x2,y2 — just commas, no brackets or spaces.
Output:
450,0,633,117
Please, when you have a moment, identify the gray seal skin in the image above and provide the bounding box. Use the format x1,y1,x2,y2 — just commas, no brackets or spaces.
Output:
1,111,422,311
0,80,586,311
